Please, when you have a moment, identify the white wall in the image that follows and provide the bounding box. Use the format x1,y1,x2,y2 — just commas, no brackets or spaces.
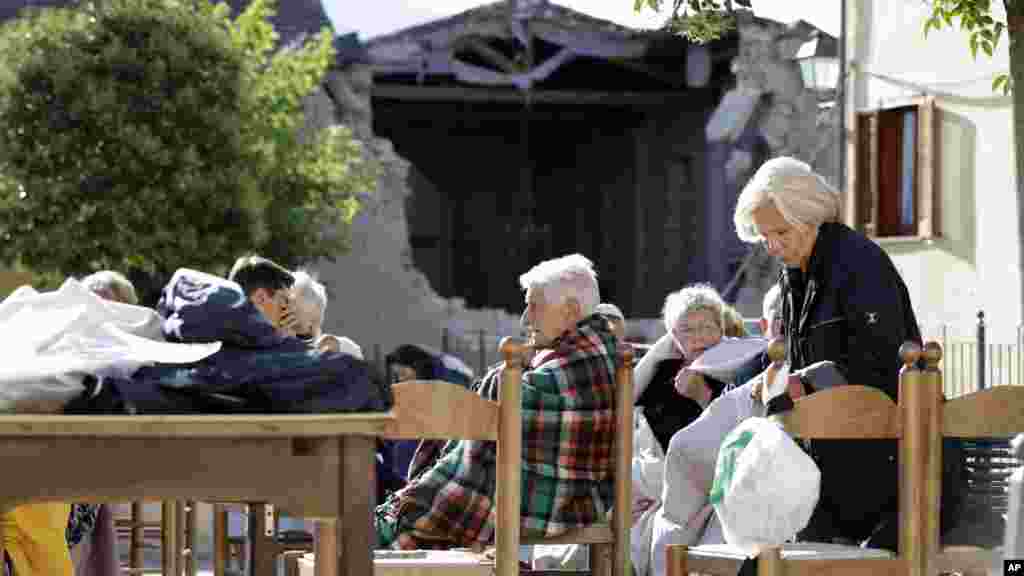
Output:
848,0,1019,339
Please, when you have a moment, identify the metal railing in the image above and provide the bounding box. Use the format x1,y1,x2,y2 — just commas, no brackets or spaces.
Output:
929,311,1024,398
441,326,524,378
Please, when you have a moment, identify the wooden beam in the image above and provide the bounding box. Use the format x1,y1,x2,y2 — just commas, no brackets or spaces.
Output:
372,83,693,106
454,36,518,74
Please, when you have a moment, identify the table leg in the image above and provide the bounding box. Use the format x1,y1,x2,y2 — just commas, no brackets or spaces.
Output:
337,436,375,576
313,522,336,576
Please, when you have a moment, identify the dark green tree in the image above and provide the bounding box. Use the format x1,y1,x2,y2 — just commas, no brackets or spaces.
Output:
0,0,374,301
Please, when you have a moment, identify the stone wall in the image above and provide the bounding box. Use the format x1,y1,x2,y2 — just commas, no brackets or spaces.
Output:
727,13,840,317
310,64,522,376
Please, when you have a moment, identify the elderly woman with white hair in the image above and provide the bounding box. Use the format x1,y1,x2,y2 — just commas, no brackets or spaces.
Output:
375,253,621,551
734,156,921,553
633,285,730,455
628,284,748,576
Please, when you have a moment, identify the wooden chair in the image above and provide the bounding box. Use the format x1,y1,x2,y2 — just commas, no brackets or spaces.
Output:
309,337,633,576
666,340,1024,576
115,501,195,576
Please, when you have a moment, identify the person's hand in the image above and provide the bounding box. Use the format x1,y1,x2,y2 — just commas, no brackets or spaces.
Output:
751,365,807,404
277,306,300,337
632,496,657,524
316,333,341,353
674,367,712,408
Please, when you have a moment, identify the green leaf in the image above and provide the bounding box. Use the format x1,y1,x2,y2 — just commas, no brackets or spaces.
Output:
0,0,374,294
970,32,979,59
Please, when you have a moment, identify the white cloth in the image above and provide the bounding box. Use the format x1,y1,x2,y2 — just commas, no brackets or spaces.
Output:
0,279,221,412
649,381,765,576
630,409,665,576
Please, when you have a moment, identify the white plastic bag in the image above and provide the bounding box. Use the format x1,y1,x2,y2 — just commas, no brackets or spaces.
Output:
709,417,820,556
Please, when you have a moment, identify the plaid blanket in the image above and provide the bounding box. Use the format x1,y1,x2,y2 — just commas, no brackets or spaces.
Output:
375,314,621,549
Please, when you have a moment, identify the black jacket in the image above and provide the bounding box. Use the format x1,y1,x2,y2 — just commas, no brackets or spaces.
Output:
779,222,921,549
781,222,921,400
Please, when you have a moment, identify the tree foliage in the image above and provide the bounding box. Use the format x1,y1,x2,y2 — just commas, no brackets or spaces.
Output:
923,0,1011,93
632,0,752,43
633,0,1014,94
0,0,375,294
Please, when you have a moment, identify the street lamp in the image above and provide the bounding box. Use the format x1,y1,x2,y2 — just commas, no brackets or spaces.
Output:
795,30,840,97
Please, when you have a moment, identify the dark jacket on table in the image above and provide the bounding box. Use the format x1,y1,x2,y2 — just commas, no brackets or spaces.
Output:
779,222,921,549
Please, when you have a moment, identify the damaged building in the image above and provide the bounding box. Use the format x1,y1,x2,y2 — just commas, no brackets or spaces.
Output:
315,2,838,367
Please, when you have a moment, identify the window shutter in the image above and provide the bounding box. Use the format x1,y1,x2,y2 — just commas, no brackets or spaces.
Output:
916,96,937,238
866,111,880,235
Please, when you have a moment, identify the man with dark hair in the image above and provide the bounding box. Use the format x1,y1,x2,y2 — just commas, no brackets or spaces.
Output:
228,255,296,334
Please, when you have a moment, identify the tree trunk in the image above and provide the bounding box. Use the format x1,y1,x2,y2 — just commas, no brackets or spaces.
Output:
1009,1,1024,323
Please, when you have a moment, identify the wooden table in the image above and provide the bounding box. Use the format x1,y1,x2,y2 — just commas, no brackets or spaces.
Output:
0,412,393,576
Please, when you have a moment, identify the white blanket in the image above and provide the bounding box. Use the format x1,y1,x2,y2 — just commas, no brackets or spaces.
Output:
648,380,766,576
0,279,221,412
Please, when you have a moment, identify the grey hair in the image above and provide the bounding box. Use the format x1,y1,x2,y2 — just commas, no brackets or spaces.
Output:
662,283,725,335
762,283,783,320
80,270,138,305
291,270,327,336
733,156,841,243
518,253,600,316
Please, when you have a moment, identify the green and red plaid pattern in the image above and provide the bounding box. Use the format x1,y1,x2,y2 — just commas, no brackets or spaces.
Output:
375,314,621,549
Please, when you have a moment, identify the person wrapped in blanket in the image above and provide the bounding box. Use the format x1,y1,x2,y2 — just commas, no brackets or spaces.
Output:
640,285,782,576
228,257,398,498
375,254,622,550
630,284,767,576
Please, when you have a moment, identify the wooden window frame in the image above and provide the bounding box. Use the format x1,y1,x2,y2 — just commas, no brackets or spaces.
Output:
844,95,937,240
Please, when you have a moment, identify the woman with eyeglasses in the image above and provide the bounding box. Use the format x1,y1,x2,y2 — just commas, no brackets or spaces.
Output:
634,284,730,455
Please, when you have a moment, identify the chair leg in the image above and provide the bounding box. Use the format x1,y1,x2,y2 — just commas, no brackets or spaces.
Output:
162,502,180,576
129,502,144,573
214,505,228,576
665,544,688,576
591,543,613,576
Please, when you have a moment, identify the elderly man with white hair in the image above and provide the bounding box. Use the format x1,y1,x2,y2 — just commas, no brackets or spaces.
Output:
289,270,363,359
734,156,921,553
375,253,622,550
